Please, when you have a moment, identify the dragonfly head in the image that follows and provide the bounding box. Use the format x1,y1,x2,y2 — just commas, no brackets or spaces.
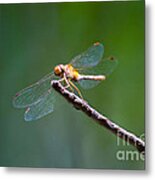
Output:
54,64,65,76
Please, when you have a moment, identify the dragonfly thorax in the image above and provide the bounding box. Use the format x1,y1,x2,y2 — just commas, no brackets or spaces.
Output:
54,64,79,80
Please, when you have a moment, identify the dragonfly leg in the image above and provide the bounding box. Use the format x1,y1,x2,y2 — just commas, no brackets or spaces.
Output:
58,77,68,88
58,77,65,83
63,74,73,92
64,84,70,89
68,79,83,99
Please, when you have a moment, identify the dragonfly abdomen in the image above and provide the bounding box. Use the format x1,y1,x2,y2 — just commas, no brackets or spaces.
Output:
78,75,106,81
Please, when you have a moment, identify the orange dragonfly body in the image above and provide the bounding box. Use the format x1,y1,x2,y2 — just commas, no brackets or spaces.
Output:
13,42,117,121
53,63,106,98
54,63,106,81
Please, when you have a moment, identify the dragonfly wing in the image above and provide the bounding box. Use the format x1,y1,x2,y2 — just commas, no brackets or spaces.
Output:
96,56,118,76
13,72,55,108
70,42,104,68
78,80,100,89
78,57,118,89
79,56,118,76
24,89,55,121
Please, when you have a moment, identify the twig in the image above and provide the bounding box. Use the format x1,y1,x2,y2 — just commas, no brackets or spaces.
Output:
51,80,145,154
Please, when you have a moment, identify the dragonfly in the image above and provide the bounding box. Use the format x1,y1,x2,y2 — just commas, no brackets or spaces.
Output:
13,42,118,121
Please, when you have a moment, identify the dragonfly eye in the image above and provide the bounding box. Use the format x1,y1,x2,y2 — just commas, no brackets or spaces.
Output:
54,65,63,76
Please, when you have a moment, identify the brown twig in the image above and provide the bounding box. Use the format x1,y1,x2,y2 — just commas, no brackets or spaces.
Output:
51,80,145,154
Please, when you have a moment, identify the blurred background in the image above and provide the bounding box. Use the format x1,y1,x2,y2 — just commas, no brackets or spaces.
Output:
0,1,144,169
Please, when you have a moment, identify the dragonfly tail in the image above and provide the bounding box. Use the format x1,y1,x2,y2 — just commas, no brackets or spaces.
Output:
78,74,106,81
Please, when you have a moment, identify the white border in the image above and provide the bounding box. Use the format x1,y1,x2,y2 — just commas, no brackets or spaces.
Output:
0,0,138,3
0,0,154,179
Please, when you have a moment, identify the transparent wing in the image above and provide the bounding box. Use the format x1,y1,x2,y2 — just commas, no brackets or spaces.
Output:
24,89,56,121
78,80,100,90
70,42,104,69
13,72,55,108
78,57,118,89
79,56,118,76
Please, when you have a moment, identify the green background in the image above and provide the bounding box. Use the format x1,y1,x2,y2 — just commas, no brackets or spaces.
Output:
0,1,145,169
